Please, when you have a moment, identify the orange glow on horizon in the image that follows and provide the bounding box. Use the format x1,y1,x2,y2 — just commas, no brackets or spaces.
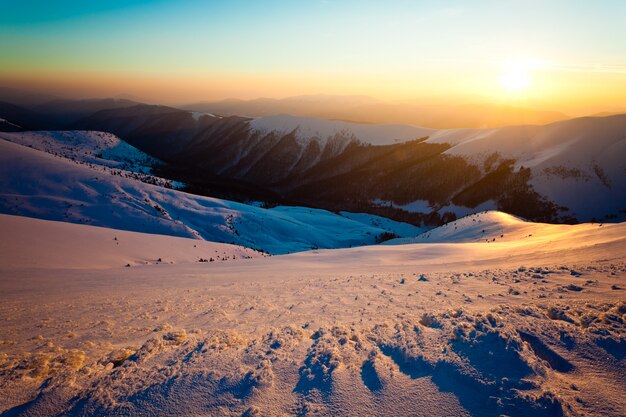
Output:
2,65,625,117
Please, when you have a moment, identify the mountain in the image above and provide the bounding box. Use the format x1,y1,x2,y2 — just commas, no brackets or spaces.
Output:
31,98,142,127
384,210,598,245
0,130,163,175
69,106,626,223
182,94,381,118
1,100,625,417
0,133,422,254
0,96,143,131
0,117,22,132
181,95,570,129
0,89,90,130
1,94,622,224
425,114,626,221
0,86,61,107
0,101,52,130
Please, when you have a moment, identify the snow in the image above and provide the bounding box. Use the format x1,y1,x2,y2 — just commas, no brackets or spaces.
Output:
395,199,432,213
266,114,625,221
426,115,626,221
386,210,537,244
437,200,498,218
0,120,625,416
426,115,626,171
371,199,498,219
0,138,419,255
373,198,433,213
338,211,425,237
189,111,219,121
1,210,625,416
0,130,161,175
250,114,435,146
0,118,21,128
0,214,262,269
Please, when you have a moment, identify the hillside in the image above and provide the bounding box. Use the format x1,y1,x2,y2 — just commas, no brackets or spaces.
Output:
0,214,262,269
1,211,625,416
0,137,421,254
0,130,163,175
385,210,616,246
426,115,626,221
67,108,626,223
1,98,624,223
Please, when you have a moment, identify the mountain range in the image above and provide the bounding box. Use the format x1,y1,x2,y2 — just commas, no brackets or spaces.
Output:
181,94,571,129
0,94,624,226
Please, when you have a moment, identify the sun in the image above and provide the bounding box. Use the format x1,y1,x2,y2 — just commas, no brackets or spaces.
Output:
500,67,530,92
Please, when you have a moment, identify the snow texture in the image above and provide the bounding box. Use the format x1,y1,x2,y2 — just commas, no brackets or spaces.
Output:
1,211,625,416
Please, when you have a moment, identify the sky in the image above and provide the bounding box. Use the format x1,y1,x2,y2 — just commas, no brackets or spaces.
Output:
1,0,625,114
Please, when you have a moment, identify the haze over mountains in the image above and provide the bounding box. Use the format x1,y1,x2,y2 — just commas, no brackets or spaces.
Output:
182,94,571,129
0,88,577,129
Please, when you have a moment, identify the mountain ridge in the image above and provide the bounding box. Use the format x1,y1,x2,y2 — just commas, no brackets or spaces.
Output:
0,96,624,224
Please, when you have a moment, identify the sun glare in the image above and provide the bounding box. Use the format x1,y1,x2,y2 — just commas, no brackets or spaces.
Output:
500,67,530,92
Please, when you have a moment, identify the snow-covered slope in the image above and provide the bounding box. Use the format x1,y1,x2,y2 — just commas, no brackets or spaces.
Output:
250,114,434,146
0,130,161,174
189,111,219,121
385,210,594,245
427,115,625,169
1,209,625,416
248,114,625,221
427,115,626,220
64,106,625,222
0,118,21,131
0,214,262,269
338,210,423,237
0,138,421,254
